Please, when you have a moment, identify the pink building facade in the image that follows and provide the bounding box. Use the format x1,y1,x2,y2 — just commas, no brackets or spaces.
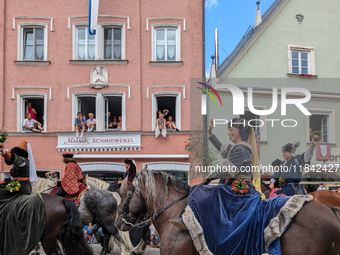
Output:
0,0,204,185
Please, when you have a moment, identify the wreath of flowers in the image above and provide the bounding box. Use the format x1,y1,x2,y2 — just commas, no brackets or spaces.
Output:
5,180,21,193
231,179,249,195
71,197,80,207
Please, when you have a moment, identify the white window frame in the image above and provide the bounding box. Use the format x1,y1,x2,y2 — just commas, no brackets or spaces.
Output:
152,24,181,61
237,106,267,141
72,92,126,132
73,23,125,60
98,23,125,60
17,23,48,61
288,44,315,75
17,93,48,132
73,23,98,60
152,92,181,131
101,92,126,131
72,92,98,131
306,108,335,144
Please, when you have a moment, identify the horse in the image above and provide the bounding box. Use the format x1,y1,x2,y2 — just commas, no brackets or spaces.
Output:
86,177,150,255
1,191,92,255
309,190,340,207
260,181,271,199
32,177,121,255
116,169,340,255
33,177,149,255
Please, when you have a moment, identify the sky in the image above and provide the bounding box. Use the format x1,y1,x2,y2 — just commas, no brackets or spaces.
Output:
205,0,276,77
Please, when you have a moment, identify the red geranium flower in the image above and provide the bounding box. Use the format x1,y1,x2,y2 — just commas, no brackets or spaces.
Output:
235,189,239,193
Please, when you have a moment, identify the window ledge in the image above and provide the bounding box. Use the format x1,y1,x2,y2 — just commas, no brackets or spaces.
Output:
69,60,128,65
287,73,318,78
149,61,183,66
15,61,50,66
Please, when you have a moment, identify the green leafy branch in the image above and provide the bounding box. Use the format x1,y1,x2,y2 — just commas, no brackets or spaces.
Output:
0,130,8,143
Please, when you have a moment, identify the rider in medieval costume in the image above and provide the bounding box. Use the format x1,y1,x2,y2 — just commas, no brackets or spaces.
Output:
269,139,317,196
170,118,264,229
54,153,84,197
0,140,45,255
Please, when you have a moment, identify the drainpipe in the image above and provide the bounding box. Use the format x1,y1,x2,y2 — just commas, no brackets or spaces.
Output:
202,0,208,165
0,0,4,131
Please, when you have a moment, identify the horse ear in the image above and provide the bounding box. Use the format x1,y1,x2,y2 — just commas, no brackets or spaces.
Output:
128,163,137,182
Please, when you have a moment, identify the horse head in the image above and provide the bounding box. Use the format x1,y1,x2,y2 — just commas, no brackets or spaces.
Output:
116,168,190,232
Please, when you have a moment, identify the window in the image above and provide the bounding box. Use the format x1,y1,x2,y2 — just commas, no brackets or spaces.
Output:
152,94,181,131
79,162,126,183
23,28,44,60
309,114,330,143
142,162,190,183
73,93,125,131
288,45,315,75
17,95,47,132
103,27,122,60
77,96,96,120
153,26,180,61
240,110,261,141
104,96,123,130
291,51,309,74
18,25,47,61
76,27,96,60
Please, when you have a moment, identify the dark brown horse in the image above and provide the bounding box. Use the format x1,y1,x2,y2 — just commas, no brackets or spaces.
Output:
116,169,340,255
31,193,92,255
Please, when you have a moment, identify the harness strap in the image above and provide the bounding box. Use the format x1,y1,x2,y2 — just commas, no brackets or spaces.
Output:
133,192,188,228
13,177,29,181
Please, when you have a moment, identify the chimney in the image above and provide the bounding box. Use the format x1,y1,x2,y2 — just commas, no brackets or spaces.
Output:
214,28,219,70
254,1,262,28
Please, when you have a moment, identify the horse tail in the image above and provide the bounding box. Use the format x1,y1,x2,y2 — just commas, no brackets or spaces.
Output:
60,199,93,255
329,206,340,221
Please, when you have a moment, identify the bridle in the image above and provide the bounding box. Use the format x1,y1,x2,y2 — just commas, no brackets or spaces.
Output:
119,181,188,228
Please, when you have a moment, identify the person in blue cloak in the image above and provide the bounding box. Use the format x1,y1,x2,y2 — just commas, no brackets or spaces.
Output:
269,139,317,196
169,118,263,229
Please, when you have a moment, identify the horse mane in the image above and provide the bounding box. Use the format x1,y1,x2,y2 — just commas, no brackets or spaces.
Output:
122,169,190,215
31,177,55,194
86,176,110,190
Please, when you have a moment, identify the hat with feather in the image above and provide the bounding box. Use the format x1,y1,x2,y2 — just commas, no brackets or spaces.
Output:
282,141,301,154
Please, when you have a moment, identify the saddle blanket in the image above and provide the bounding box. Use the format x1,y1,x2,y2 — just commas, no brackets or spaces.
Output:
182,183,313,255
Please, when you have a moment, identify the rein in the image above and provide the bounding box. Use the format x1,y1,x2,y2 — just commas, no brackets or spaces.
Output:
120,184,188,228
